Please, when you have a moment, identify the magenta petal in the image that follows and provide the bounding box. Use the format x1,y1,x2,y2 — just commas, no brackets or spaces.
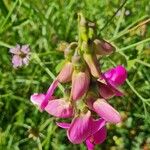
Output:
102,75,124,97
12,55,22,68
85,121,107,150
40,80,59,110
56,122,70,129
93,99,121,124
45,98,74,118
30,93,45,107
104,65,127,86
93,126,107,144
91,118,106,134
86,138,95,150
111,65,127,86
67,111,92,144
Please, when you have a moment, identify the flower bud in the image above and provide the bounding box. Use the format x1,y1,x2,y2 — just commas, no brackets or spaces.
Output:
94,39,115,55
71,69,90,101
57,62,73,83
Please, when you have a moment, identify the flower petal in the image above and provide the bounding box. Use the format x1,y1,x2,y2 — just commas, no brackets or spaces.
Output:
21,45,30,54
67,111,92,144
94,39,115,56
22,55,30,65
93,99,121,124
45,98,74,118
99,83,114,99
57,62,73,83
91,118,106,134
85,138,94,150
71,70,90,101
104,65,127,86
102,75,124,97
56,122,70,129
30,93,45,107
9,44,21,54
85,119,106,150
92,126,107,144
12,55,22,68
40,79,59,110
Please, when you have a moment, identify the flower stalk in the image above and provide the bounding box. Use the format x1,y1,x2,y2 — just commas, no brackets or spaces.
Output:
30,12,127,150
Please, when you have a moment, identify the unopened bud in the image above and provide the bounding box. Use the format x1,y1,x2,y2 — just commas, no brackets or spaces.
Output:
71,69,90,101
94,39,115,55
57,62,73,83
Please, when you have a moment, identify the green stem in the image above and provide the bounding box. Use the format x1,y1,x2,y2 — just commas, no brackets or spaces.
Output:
33,53,64,93
119,38,150,51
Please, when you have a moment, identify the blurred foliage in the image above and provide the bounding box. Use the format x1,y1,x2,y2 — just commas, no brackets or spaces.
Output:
0,0,150,150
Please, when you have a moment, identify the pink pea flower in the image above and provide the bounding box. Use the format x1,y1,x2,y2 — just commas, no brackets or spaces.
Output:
10,44,30,68
57,111,106,144
93,99,121,124
100,65,127,97
30,79,59,111
104,65,127,86
85,126,107,150
57,61,73,83
57,121,106,150
45,98,74,118
71,69,90,101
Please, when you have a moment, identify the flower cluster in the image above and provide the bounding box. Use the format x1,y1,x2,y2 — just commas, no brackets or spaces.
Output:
30,13,127,150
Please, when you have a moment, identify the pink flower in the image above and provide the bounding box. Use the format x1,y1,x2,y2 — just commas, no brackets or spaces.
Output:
104,65,127,86
57,62,73,83
10,44,30,68
57,111,106,144
40,80,59,110
85,126,107,150
30,79,59,111
45,98,74,118
30,93,46,107
100,65,127,97
71,69,90,101
93,99,121,124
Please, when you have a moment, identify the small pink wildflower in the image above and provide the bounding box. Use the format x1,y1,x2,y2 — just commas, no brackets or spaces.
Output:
10,44,30,68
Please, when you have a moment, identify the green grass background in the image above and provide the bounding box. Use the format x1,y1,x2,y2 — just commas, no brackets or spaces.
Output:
0,0,150,149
